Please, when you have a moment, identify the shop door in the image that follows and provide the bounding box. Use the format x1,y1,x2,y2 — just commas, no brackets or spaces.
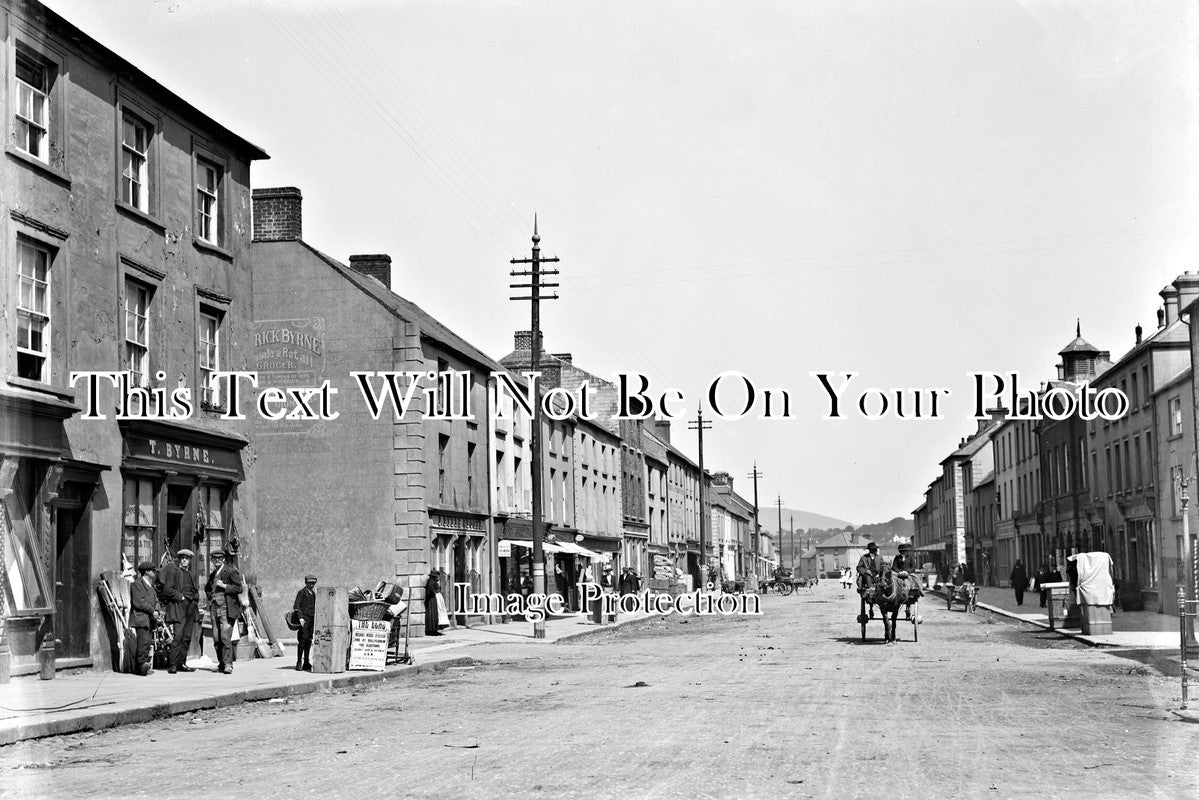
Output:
54,506,91,659
453,538,467,625
165,484,194,558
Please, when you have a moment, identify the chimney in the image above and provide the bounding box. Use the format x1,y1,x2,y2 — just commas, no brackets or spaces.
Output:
1173,271,1199,320
349,254,392,288
653,418,672,444
1134,324,1142,345
252,187,302,242
1160,284,1180,326
514,331,533,351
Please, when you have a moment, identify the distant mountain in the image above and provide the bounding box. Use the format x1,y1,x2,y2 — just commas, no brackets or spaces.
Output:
758,508,856,535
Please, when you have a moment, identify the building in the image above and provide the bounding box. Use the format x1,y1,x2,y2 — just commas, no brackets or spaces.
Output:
248,188,496,634
642,425,671,589
1153,366,1197,616
709,471,753,581
939,420,998,573
1037,325,1110,576
1,0,266,678
811,531,872,578
991,409,1040,586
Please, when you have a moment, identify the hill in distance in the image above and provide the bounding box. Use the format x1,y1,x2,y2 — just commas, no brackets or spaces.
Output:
757,507,856,533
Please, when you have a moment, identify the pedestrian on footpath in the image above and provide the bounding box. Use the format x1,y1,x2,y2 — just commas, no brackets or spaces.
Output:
554,560,570,602
157,549,198,673
425,570,449,636
205,545,243,674
130,562,163,676
292,574,317,671
1009,560,1029,606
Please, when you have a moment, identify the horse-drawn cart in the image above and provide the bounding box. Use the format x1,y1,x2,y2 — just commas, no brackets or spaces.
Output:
944,581,978,613
855,571,920,643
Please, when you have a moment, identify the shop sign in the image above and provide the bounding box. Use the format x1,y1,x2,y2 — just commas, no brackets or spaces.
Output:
348,620,390,671
430,513,485,532
498,541,512,557
124,435,241,473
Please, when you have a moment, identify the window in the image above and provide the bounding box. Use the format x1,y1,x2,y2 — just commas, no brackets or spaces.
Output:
2,463,51,612
196,158,221,244
467,442,476,506
124,279,152,386
1170,397,1183,437
197,484,225,576
198,309,222,407
438,434,449,503
122,477,157,567
121,113,151,211
15,238,51,381
14,51,49,161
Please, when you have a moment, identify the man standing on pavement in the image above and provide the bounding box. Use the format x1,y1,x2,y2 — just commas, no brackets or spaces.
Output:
1009,560,1029,606
292,574,317,671
129,562,163,676
205,545,243,674
157,549,198,673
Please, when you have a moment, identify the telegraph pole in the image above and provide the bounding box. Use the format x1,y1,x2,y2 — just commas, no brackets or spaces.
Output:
688,408,713,589
789,515,795,572
510,216,559,639
775,495,784,573
748,464,763,588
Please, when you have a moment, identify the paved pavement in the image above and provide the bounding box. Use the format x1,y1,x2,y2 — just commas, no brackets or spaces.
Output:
964,585,1178,649
0,611,655,746
2,583,1195,800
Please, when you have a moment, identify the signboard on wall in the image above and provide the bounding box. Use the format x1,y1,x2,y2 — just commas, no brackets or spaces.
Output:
253,318,327,436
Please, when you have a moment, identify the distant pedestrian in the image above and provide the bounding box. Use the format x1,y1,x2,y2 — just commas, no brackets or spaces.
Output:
157,549,198,673
130,562,163,676
1009,560,1029,606
554,561,570,601
292,574,317,671
426,570,449,636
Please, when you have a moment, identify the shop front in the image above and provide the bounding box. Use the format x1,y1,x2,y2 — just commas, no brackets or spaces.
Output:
0,386,90,679
429,512,489,627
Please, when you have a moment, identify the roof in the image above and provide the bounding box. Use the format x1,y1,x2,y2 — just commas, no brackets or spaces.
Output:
815,531,867,550
941,424,996,464
30,0,268,161
1058,321,1101,357
300,242,503,372
799,548,817,560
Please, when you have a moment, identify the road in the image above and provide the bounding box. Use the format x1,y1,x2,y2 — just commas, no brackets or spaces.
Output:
2,583,1195,799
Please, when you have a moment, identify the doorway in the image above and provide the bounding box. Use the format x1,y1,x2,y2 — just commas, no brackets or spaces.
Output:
54,503,90,659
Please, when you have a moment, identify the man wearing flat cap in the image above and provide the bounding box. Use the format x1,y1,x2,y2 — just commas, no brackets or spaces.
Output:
129,561,163,676
292,574,317,671
204,544,243,674
157,549,199,673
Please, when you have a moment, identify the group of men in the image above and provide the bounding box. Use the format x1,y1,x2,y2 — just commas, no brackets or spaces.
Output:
853,540,924,599
127,544,245,677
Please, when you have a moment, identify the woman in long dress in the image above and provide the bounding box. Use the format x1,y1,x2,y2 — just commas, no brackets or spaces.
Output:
425,570,449,636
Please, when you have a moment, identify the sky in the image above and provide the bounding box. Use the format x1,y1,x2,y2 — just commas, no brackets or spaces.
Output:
43,0,1198,525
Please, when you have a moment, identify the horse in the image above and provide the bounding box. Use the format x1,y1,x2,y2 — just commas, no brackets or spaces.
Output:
858,569,914,643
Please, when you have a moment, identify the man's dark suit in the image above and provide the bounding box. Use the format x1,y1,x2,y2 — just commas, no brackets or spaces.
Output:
129,577,161,675
158,562,198,669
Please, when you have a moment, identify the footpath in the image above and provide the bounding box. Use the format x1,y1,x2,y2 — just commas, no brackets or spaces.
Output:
0,611,657,747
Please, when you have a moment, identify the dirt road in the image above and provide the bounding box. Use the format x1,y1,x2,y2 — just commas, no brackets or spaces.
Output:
2,583,1194,799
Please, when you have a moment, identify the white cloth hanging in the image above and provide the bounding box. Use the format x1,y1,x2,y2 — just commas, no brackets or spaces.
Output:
1068,552,1115,606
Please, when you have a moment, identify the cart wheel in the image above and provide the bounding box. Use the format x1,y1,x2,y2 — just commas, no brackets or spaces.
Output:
780,582,793,597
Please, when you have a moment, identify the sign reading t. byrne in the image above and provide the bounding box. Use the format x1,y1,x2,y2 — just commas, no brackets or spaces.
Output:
348,619,390,671
253,317,325,385
124,435,242,474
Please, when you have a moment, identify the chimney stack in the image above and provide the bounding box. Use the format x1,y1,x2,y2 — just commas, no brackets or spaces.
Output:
349,254,392,288
1172,271,1199,321
252,187,302,242
1160,284,1180,327
653,418,672,444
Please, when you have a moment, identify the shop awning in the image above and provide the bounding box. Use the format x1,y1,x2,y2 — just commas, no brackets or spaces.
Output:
502,539,565,554
554,541,602,559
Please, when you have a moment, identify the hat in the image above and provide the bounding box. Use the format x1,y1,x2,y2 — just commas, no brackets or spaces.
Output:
284,610,302,631
176,549,194,558
137,561,156,574
898,542,912,551
867,542,878,551
304,574,318,582
603,565,613,572
210,549,226,559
